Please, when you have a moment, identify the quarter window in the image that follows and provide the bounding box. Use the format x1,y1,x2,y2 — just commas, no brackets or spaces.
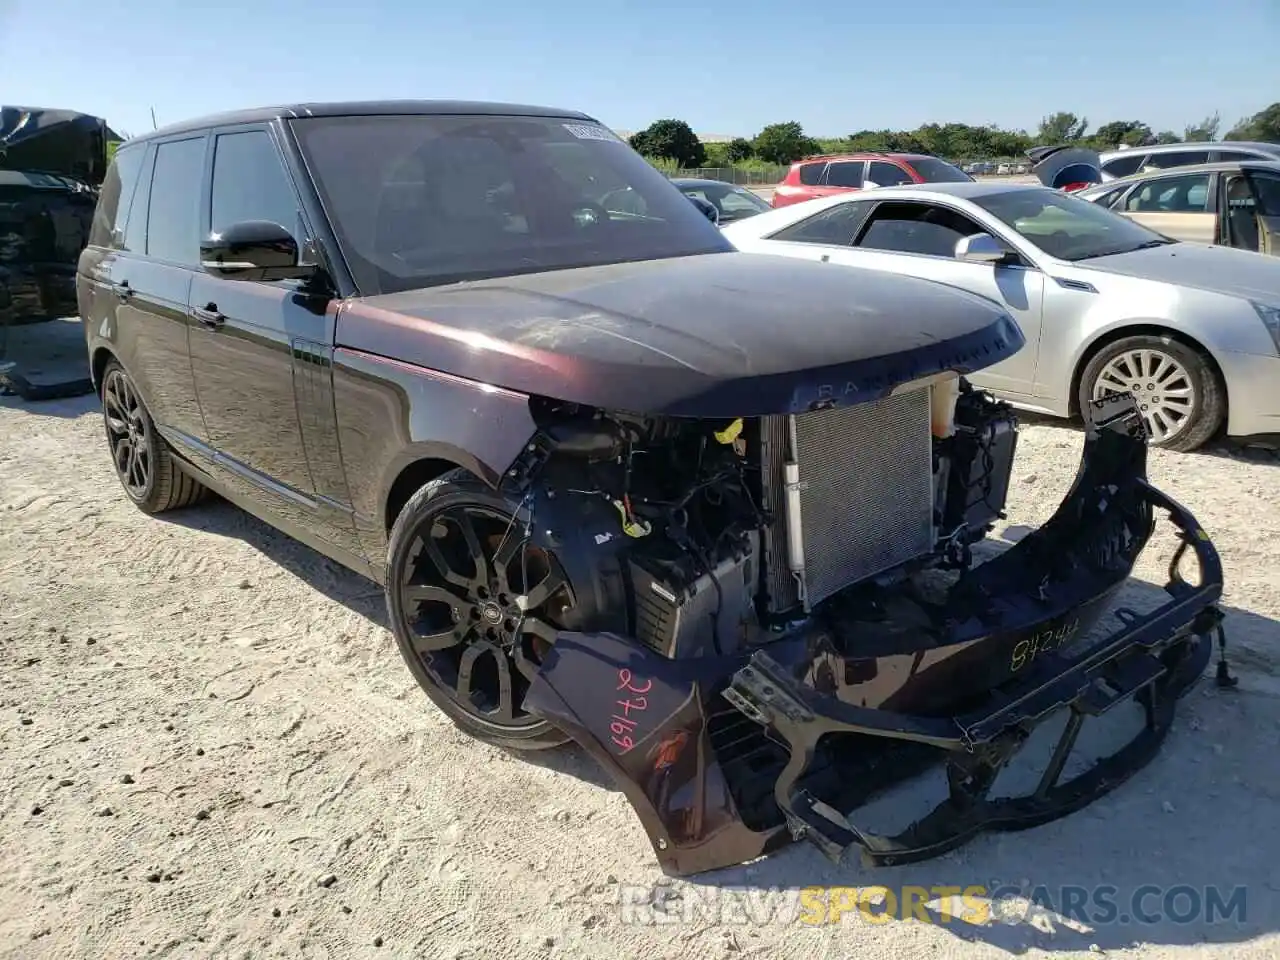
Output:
210,130,301,240
1102,154,1145,179
89,146,145,249
145,137,206,265
797,162,825,185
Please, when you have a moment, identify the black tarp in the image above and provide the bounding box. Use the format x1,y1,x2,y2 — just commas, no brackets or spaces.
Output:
0,105,112,186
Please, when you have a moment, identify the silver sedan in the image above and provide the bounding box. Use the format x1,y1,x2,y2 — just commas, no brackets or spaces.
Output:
721,181,1280,451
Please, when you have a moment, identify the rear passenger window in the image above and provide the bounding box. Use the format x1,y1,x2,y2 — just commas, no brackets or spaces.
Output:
865,161,914,187
825,161,864,187
89,146,144,249
1144,150,1210,170
1101,154,1145,179
146,136,206,265
210,131,300,239
797,162,825,186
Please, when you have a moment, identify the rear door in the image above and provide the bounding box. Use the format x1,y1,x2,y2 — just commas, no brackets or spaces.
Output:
1117,170,1217,244
86,134,208,443
816,160,866,198
186,123,358,551
863,160,914,189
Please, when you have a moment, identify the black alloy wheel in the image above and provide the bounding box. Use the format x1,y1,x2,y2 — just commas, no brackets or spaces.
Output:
100,360,206,513
387,471,575,750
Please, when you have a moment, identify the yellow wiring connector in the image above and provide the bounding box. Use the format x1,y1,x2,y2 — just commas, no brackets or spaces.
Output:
714,418,744,445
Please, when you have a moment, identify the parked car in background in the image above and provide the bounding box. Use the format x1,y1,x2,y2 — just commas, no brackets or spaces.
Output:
669,177,771,224
1077,160,1280,255
771,152,972,207
721,182,1280,451
1099,141,1280,182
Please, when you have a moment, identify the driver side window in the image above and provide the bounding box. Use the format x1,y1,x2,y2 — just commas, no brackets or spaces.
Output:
854,201,988,258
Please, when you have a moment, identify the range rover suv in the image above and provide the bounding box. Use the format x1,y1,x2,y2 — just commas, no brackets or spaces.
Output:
77,101,1225,879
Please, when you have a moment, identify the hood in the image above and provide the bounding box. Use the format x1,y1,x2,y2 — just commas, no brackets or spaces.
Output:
1079,242,1280,302
0,106,110,186
338,252,1025,417
1029,145,1102,189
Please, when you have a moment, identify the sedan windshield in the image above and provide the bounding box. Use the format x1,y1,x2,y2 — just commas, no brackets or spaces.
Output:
675,181,771,221
971,187,1175,261
290,114,731,295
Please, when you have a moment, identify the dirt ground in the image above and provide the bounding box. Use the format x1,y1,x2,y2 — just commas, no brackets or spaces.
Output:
2,391,1279,960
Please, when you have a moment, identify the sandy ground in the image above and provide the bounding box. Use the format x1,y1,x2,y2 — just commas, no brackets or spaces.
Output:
2,391,1279,960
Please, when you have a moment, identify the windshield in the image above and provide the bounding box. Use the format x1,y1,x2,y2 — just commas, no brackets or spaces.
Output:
971,187,1175,261
290,114,731,295
907,157,974,183
675,181,771,221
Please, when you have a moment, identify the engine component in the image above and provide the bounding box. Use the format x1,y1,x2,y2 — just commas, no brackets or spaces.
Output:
759,387,936,613
942,394,1018,536
630,533,760,658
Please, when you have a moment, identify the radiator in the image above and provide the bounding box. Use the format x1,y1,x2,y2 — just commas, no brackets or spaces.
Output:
759,387,936,612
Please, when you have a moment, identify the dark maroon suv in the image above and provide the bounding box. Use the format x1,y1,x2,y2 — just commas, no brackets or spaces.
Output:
76,100,1224,880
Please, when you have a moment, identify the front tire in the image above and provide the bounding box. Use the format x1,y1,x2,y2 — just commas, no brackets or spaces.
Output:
385,469,574,751
100,360,207,513
1078,334,1224,452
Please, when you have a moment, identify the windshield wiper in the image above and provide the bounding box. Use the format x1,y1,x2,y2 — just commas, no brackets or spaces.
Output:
1130,238,1177,249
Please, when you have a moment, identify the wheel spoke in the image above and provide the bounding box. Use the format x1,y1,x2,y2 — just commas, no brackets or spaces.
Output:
456,641,516,722
490,532,526,593
523,571,566,610
418,533,473,590
454,512,490,587
512,617,558,681
114,439,132,474
402,583,460,608
412,626,465,653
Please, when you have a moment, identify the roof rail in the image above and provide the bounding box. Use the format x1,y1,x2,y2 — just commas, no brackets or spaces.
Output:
797,150,896,163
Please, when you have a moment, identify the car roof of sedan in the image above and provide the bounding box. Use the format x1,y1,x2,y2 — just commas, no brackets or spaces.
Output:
1091,159,1280,187
128,100,598,144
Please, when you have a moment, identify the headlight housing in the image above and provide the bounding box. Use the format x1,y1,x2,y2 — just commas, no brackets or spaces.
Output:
1252,301,1280,353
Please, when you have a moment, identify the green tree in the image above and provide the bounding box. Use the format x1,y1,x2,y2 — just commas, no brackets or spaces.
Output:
1226,103,1280,142
752,122,819,164
1154,130,1180,144
1037,112,1089,144
725,137,754,162
627,119,706,168
1183,112,1221,142
1092,121,1153,148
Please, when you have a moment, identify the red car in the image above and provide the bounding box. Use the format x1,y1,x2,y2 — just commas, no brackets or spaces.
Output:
771,152,973,207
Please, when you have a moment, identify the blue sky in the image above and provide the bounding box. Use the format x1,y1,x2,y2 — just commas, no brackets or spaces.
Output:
1,0,1275,140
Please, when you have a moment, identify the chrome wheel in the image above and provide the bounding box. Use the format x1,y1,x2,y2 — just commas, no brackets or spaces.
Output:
103,368,152,499
1091,347,1195,445
393,502,573,730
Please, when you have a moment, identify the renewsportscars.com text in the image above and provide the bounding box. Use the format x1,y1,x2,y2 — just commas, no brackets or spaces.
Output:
618,883,1248,928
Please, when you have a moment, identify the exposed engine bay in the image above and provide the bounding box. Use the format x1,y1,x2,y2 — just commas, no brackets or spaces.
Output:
505,386,1230,877
516,374,1018,663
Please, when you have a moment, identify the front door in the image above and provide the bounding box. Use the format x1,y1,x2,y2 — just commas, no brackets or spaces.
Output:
1118,170,1217,245
831,199,1047,397
186,125,357,552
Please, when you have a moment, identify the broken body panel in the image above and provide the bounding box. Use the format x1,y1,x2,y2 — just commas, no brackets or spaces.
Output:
524,395,1226,876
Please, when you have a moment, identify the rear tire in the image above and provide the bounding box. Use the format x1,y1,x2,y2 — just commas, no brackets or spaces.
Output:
100,360,207,514
1078,334,1224,452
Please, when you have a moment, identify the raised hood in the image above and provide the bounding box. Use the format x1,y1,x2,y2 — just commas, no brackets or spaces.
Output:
338,252,1025,417
1029,145,1102,189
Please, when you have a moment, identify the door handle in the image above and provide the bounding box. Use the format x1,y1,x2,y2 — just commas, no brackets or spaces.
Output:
112,280,133,301
192,302,226,329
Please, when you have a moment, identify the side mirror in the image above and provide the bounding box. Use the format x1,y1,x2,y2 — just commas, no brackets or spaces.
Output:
955,232,1012,264
200,220,315,282
688,195,720,225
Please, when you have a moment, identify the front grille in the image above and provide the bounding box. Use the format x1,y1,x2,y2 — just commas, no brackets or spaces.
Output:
759,388,935,611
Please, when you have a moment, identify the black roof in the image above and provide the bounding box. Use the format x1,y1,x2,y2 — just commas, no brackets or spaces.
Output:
127,100,599,145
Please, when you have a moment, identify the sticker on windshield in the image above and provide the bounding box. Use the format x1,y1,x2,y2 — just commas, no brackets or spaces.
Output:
563,123,622,143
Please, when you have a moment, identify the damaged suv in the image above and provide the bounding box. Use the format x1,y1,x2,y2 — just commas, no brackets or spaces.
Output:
78,101,1228,877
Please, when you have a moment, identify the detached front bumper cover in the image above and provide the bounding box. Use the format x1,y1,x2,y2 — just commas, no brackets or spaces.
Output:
523,395,1230,877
